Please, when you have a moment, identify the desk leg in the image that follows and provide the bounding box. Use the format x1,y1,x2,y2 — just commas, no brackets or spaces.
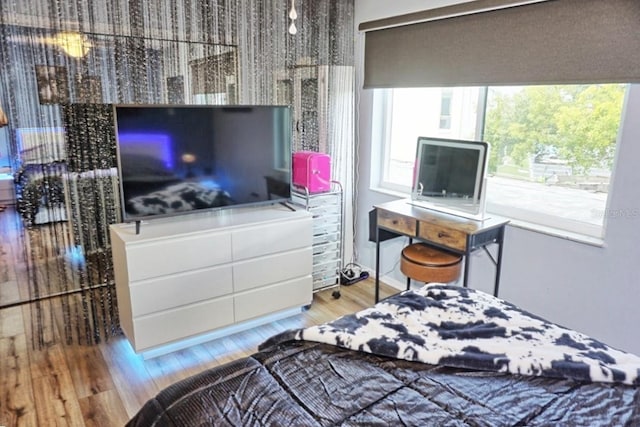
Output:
405,237,412,291
375,227,381,303
463,254,470,288
493,231,505,297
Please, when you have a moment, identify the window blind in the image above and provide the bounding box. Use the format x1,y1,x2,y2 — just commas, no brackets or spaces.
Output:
361,0,640,88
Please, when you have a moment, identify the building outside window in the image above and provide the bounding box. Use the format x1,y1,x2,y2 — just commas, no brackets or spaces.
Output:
439,89,453,130
373,84,628,239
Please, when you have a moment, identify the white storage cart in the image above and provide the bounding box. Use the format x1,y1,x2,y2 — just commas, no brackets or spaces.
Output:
292,181,343,299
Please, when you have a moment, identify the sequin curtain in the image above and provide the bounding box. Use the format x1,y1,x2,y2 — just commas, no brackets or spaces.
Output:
0,0,354,347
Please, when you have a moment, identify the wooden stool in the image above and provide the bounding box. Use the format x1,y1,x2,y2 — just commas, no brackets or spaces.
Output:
400,243,462,285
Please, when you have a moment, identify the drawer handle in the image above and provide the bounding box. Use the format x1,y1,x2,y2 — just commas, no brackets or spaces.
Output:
437,231,449,238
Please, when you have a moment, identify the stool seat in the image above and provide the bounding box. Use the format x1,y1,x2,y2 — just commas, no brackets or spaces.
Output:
400,243,462,283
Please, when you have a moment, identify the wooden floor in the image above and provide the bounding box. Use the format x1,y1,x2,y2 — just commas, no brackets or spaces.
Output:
0,205,27,306
0,205,87,308
1,246,397,427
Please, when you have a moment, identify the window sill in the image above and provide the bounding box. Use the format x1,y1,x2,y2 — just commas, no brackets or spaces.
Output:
489,215,605,248
369,185,410,200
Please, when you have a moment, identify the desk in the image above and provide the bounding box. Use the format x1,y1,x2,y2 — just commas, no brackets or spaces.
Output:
373,199,509,303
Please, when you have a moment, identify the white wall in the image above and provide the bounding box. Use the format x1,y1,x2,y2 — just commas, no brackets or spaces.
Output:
354,0,640,354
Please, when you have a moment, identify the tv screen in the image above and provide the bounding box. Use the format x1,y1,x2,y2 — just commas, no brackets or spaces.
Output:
411,137,488,217
114,105,292,221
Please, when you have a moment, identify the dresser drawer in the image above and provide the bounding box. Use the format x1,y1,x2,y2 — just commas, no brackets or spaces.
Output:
126,231,232,281
132,296,234,351
233,247,312,292
234,276,312,322
232,216,312,260
418,225,467,252
377,210,417,236
130,265,233,316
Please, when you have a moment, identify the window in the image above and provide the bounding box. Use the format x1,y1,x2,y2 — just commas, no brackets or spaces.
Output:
439,89,453,130
374,84,628,239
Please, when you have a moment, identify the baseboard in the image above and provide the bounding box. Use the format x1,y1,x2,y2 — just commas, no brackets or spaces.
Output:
362,266,460,293
361,266,405,292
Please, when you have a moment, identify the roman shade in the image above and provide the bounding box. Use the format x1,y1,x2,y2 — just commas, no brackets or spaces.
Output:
360,0,640,88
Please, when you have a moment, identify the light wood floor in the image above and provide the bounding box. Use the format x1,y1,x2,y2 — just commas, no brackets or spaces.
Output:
0,205,88,308
1,264,397,426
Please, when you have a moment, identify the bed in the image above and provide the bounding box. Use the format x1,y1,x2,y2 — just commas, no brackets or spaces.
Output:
14,162,68,226
127,284,640,426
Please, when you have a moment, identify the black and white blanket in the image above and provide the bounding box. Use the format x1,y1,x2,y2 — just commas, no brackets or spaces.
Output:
263,284,640,385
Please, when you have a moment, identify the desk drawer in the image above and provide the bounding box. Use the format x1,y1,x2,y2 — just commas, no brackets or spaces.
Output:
377,211,417,236
418,226,467,252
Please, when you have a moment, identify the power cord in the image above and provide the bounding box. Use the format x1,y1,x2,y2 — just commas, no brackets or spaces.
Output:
341,262,361,279
340,262,369,286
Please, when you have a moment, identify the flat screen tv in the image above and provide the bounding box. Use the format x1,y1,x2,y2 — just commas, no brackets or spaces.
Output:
410,136,489,219
114,105,292,221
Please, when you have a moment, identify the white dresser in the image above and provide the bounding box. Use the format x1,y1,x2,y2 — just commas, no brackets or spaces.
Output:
110,205,313,355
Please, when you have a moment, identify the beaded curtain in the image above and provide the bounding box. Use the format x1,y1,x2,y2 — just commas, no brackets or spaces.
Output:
0,0,354,347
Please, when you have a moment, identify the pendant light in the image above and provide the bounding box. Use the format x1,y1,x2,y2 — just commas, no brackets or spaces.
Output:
288,0,298,35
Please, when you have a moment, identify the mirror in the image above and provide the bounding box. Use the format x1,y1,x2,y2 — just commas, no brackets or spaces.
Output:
0,24,238,307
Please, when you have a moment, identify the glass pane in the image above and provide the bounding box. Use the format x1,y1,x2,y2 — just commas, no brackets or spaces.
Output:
383,87,481,189
484,84,626,237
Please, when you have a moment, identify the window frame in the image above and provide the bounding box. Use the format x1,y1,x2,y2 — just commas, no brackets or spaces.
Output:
372,85,628,240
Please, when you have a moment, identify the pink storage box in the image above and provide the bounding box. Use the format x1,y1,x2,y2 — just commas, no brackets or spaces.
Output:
292,151,331,193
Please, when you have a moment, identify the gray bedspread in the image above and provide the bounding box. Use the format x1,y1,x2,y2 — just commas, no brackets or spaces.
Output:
127,286,640,426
